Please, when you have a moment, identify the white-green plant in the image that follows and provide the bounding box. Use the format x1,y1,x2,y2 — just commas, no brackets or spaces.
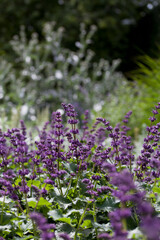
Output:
0,22,123,121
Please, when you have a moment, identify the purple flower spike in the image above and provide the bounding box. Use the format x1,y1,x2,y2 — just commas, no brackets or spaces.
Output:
98,233,111,239
141,216,160,240
30,212,56,240
41,232,55,240
59,233,71,240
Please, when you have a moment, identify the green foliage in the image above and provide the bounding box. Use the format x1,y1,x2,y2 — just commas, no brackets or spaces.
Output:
131,54,160,92
92,51,160,134
0,22,122,121
130,54,160,123
92,79,153,135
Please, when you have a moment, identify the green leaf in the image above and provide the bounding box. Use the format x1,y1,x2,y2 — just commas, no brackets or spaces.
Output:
56,223,74,233
14,178,22,186
37,197,52,208
14,236,38,240
27,198,37,208
58,217,72,225
48,209,63,220
93,222,110,231
0,225,11,231
63,162,77,173
21,219,33,233
153,186,160,194
15,231,23,237
72,197,88,205
27,180,40,188
0,212,14,225
45,184,54,191
51,194,71,210
128,227,143,239
96,197,119,211
65,209,84,217
80,220,92,229
78,181,87,195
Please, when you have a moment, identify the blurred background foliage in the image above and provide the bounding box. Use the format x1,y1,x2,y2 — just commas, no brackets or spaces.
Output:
0,23,123,120
0,0,160,134
1,0,160,72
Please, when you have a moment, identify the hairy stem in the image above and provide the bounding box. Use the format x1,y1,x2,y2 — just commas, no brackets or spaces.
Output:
93,201,98,237
1,194,5,224
74,203,89,240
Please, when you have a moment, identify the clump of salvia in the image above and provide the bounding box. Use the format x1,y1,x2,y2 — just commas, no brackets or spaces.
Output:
0,103,160,239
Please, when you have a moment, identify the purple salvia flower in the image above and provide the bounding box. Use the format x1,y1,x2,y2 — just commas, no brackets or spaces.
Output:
98,232,111,239
59,233,71,240
30,212,56,240
140,216,160,240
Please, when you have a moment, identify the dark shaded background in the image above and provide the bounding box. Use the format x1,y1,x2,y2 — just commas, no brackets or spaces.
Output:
0,0,160,76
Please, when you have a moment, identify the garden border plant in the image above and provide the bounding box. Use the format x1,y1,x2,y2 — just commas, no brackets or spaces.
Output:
0,103,160,239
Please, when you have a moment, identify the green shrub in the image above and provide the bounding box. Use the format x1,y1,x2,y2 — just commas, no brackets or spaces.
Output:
0,22,123,122
130,54,160,124
92,78,157,136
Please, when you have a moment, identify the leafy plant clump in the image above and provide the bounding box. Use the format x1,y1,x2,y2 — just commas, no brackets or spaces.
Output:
1,103,160,239
130,54,160,124
0,22,122,121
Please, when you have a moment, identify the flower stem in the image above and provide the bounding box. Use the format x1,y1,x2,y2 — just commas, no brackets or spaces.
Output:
57,178,63,196
74,202,89,240
74,159,82,190
93,201,98,237
64,176,73,197
1,194,5,224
